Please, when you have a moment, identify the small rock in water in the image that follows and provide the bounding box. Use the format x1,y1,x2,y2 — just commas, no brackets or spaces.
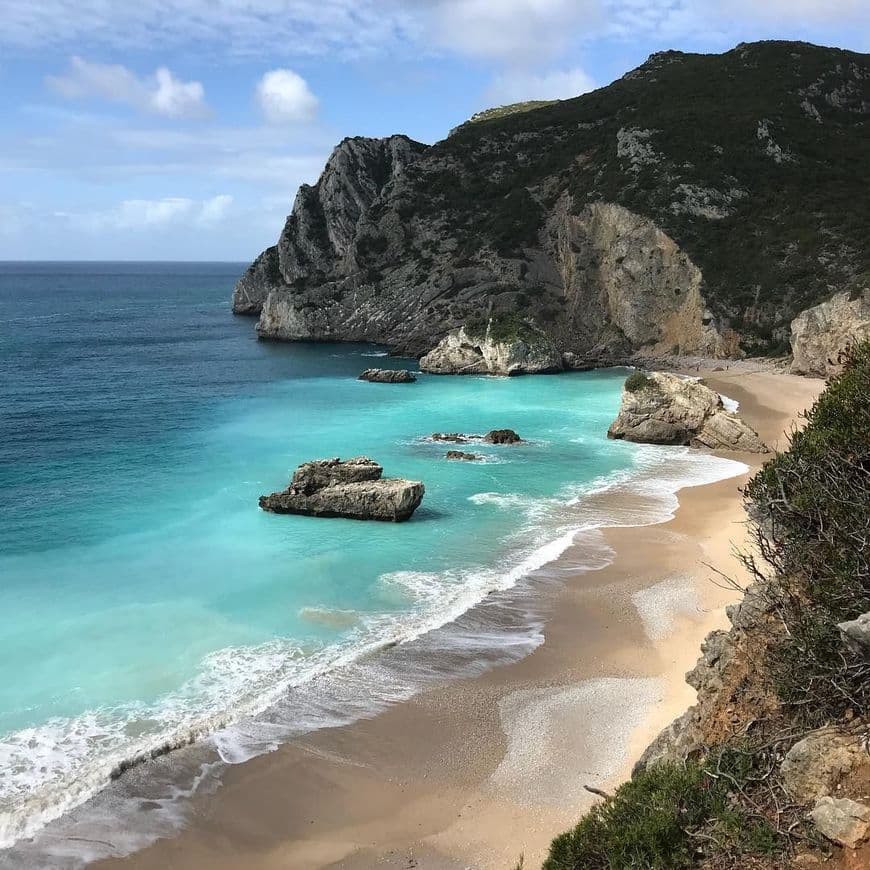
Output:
358,368,416,383
432,432,472,443
446,450,480,461
483,429,522,444
259,457,424,522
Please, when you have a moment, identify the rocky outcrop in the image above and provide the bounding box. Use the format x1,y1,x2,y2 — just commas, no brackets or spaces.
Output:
838,611,870,656
419,320,563,375
232,246,281,315
607,372,767,452
236,42,870,362
483,429,522,444
791,290,870,377
446,450,480,461
259,457,424,522
781,730,870,803
810,797,870,848
358,369,416,383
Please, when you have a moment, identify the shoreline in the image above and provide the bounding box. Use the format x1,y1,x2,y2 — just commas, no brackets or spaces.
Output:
81,368,822,870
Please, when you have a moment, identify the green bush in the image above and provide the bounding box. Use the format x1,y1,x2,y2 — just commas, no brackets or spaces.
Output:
624,371,657,393
543,762,775,870
743,341,870,722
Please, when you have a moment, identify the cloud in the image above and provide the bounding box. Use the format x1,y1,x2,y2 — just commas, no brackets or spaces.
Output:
46,57,209,119
1,1,419,58
58,195,234,232
487,67,597,104
256,69,319,123
429,0,602,63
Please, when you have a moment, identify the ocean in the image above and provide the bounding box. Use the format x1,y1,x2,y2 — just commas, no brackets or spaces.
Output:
0,262,746,864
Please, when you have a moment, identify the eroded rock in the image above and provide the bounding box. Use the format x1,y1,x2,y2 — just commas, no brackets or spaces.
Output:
838,612,870,656
259,457,424,522
483,429,522,444
782,730,870,803
607,372,767,452
791,290,870,377
420,321,563,376
446,450,480,461
358,368,416,383
810,796,870,848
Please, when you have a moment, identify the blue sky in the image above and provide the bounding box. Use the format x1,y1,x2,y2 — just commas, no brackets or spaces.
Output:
1,0,868,261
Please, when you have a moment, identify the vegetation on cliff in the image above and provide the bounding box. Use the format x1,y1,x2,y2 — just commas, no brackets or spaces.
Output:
544,343,870,868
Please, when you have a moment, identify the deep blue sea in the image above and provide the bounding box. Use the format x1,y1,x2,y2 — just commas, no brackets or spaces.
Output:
0,262,746,859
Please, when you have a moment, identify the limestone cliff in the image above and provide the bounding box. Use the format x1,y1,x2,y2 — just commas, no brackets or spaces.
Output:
235,40,870,363
791,289,870,377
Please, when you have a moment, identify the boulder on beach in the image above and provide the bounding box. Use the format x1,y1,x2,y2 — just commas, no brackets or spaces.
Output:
483,429,523,445
259,457,424,522
446,450,480,461
358,368,417,383
607,371,766,452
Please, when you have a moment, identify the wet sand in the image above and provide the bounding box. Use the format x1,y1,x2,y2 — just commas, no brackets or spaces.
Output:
97,369,823,870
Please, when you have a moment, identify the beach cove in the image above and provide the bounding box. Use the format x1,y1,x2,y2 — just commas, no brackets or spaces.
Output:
83,367,823,870
0,263,819,868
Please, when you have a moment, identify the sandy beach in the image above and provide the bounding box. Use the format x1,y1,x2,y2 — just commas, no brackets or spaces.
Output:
95,368,823,870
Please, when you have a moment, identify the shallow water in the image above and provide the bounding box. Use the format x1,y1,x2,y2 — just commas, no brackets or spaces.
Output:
0,262,745,857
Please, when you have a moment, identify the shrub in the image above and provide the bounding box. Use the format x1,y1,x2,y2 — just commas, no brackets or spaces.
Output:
543,761,776,870
624,371,657,393
743,341,870,723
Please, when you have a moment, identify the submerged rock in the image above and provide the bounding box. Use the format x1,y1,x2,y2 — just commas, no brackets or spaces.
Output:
420,320,563,376
446,450,480,461
259,457,424,522
483,429,523,444
791,290,870,377
607,371,766,452
358,368,416,383
432,433,473,443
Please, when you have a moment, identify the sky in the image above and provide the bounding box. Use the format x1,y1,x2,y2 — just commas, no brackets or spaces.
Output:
1,0,868,261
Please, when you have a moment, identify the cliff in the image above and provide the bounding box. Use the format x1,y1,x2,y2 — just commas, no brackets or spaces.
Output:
235,40,870,364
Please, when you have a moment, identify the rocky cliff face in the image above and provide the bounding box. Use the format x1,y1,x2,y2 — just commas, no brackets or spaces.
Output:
419,319,563,375
791,290,870,377
236,40,870,363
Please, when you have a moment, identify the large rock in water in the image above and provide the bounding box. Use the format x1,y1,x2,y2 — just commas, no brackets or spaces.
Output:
420,320,563,375
358,368,416,383
259,457,424,522
790,290,870,377
608,372,767,452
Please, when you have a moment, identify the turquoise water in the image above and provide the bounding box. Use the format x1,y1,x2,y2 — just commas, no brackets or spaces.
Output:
0,263,743,854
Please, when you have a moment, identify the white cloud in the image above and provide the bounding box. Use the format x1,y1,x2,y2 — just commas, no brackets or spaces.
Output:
256,69,319,123
487,67,597,104
58,195,234,232
46,57,209,119
197,194,234,224
430,0,602,63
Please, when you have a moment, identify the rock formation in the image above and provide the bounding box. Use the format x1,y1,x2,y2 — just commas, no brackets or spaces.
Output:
358,368,416,383
233,42,870,363
259,457,424,522
483,429,522,444
810,797,870,849
791,290,870,377
607,372,767,452
419,320,563,375
446,450,480,461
